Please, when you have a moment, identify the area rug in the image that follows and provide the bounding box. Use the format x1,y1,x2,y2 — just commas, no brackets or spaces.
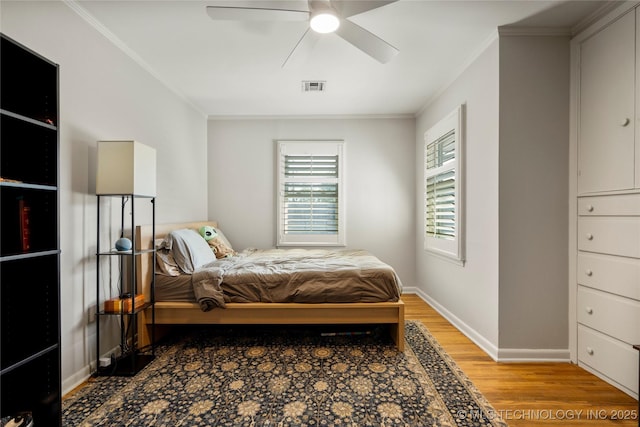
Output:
63,321,506,426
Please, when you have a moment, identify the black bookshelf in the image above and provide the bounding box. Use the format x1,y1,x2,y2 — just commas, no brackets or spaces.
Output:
0,33,61,426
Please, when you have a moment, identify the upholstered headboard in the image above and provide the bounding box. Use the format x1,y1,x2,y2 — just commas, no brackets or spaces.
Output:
135,221,218,301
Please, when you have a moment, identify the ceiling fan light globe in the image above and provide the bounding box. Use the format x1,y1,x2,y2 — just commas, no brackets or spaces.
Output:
310,11,340,33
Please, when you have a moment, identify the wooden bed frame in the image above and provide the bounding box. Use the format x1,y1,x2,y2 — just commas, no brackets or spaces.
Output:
135,221,405,351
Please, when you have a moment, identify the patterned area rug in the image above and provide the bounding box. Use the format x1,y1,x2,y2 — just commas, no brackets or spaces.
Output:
63,321,506,426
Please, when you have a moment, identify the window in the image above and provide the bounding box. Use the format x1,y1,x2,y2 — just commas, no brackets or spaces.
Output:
277,140,345,246
424,105,465,264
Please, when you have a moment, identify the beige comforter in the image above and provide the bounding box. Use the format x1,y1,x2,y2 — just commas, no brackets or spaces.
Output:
192,248,402,311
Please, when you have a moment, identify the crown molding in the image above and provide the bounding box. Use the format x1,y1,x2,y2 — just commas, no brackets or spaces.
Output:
62,0,206,118
572,1,640,42
497,26,573,37
571,1,637,36
207,114,415,121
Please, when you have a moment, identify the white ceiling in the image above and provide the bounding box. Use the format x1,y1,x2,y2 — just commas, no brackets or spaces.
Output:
73,0,609,117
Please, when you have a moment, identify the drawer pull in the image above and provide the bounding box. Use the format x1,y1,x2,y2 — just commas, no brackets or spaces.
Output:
586,205,594,213
585,269,593,277
585,306,593,315
586,233,594,241
620,117,631,127
586,347,594,356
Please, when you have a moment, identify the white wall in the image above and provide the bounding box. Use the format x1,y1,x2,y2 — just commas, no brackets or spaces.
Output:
1,1,208,394
415,34,571,360
207,118,417,289
498,34,569,354
415,40,501,355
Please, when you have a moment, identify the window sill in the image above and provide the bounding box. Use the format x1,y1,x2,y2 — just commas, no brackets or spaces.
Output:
424,247,465,266
277,242,347,248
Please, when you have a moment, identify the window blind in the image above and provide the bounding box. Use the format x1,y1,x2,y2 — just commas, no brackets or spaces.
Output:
425,169,455,239
425,130,456,240
284,155,338,178
277,143,344,247
283,182,338,234
426,130,455,169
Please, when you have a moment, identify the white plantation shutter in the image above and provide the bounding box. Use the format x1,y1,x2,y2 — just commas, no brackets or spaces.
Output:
283,157,339,234
425,169,456,239
425,130,456,170
284,154,338,178
425,130,456,240
277,141,345,246
424,106,465,263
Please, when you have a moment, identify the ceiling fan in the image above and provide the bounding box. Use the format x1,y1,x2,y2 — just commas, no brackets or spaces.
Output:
206,0,399,67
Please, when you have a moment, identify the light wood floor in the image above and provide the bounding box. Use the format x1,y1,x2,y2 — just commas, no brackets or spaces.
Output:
403,294,639,427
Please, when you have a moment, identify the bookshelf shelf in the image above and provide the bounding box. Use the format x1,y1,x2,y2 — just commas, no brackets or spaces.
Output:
0,250,61,263
0,181,58,191
0,33,61,426
96,248,155,257
1,186,58,256
97,302,153,317
1,112,57,187
0,109,57,131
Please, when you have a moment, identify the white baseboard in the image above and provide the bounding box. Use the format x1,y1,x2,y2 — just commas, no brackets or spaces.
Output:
406,289,500,360
62,367,91,396
62,344,121,396
405,290,571,363
497,348,571,362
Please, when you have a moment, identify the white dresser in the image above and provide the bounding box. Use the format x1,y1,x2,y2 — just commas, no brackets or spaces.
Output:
576,194,640,397
573,4,640,399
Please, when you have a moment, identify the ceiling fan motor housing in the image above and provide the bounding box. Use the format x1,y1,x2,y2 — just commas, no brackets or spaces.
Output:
310,8,340,33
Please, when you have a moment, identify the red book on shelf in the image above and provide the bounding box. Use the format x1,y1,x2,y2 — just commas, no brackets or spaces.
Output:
18,198,30,252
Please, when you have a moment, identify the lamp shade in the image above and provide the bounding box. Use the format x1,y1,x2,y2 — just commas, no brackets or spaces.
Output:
96,140,156,197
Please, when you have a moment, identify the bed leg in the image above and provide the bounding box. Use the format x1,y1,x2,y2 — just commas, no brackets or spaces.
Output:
390,321,405,352
137,308,152,349
389,301,405,352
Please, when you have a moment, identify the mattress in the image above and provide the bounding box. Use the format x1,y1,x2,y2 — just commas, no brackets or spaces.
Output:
155,248,402,311
155,274,194,302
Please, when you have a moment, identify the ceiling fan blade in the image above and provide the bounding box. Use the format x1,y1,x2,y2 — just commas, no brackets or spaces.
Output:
330,0,398,18
334,19,398,63
206,0,309,21
281,28,320,68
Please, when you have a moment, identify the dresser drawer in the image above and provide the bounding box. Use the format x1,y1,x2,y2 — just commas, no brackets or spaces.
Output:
577,217,640,257
578,193,640,216
577,253,640,300
577,286,640,344
578,325,639,395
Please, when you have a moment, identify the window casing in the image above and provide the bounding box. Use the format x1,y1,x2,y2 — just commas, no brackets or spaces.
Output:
424,105,465,263
277,140,345,246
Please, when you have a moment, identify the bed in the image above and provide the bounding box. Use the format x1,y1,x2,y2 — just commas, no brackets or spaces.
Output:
134,221,405,351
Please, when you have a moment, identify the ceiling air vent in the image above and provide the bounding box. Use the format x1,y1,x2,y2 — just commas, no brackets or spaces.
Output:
302,80,326,92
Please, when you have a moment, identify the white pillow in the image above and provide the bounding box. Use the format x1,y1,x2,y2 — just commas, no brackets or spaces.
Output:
163,228,216,274
156,249,181,277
